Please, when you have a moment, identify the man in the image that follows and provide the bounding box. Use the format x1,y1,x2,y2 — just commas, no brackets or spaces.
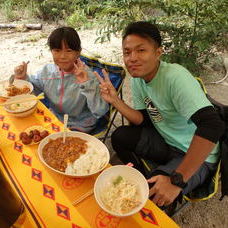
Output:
95,21,224,207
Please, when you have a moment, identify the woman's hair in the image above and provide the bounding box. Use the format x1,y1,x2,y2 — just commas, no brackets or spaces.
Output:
48,26,81,51
122,21,162,47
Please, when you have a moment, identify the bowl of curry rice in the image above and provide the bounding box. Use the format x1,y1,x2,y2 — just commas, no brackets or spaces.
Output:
38,131,110,177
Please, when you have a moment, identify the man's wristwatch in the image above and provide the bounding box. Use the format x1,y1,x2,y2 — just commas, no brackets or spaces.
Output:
170,171,187,189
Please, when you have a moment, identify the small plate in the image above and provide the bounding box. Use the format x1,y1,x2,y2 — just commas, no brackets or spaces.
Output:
21,125,49,145
0,79,33,98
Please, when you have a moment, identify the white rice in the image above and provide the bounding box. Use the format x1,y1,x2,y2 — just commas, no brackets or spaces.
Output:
65,142,107,175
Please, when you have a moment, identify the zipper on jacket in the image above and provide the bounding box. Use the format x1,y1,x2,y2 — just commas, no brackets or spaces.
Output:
59,70,64,112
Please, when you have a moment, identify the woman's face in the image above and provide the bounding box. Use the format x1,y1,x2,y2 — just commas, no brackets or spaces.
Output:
51,41,80,72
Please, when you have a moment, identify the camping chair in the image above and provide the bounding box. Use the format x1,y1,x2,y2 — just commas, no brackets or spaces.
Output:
177,77,228,216
185,77,228,202
41,54,126,142
80,54,126,142
139,76,228,216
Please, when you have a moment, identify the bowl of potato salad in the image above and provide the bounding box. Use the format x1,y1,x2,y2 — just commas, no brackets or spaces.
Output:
4,94,38,117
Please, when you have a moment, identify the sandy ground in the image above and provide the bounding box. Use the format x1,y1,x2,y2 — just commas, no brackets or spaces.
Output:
0,25,228,228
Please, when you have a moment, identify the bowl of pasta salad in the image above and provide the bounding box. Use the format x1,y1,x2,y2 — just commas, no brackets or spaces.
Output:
94,165,149,217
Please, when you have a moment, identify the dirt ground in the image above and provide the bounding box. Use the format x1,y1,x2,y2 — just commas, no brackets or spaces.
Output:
0,24,227,228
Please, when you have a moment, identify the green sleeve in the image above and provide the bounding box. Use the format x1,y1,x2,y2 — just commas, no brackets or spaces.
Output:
171,73,212,120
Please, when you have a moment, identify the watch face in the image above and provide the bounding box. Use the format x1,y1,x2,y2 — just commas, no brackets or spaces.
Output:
171,172,186,188
173,173,182,184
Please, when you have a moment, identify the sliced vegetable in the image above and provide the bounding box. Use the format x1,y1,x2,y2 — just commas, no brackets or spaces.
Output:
113,175,123,186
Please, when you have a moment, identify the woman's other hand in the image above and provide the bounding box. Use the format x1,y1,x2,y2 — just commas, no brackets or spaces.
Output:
94,69,119,104
14,61,29,80
73,58,89,83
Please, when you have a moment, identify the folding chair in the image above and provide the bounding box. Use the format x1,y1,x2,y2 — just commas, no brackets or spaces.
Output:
183,77,221,201
172,78,228,217
185,77,228,202
80,54,126,142
40,54,126,141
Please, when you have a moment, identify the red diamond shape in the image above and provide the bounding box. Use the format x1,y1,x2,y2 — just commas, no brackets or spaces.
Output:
22,154,32,166
44,116,51,122
43,184,55,200
32,168,42,182
7,132,15,141
56,203,70,220
36,108,44,115
14,142,23,152
140,207,159,225
52,123,60,132
2,123,9,130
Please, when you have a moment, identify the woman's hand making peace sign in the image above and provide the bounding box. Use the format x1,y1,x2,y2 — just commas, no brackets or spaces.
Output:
73,58,89,83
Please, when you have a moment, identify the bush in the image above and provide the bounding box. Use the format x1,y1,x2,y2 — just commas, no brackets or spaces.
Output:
34,0,85,21
66,9,90,29
156,0,228,73
0,0,27,21
35,0,67,20
95,0,153,42
94,0,228,74
0,0,227,75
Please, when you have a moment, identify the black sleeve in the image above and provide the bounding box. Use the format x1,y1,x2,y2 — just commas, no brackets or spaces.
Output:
190,106,225,143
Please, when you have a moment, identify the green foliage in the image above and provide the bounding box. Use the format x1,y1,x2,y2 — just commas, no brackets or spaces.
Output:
35,0,101,22
92,0,228,74
66,9,90,29
0,0,227,75
154,0,228,73
1,0,22,21
35,0,68,20
95,0,154,42
0,0,40,21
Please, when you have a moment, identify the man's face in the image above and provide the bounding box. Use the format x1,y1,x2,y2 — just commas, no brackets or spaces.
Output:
51,41,80,72
122,34,162,81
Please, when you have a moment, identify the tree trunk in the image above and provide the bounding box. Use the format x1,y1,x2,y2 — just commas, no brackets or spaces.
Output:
0,23,42,30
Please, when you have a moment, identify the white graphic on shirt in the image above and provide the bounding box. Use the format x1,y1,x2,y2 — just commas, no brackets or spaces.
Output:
144,96,163,123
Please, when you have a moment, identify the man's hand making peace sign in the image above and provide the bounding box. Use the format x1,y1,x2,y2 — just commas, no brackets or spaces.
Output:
95,69,144,126
94,69,119,104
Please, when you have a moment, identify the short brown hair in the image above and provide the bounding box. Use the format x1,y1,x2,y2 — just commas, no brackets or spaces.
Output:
48,26,81,51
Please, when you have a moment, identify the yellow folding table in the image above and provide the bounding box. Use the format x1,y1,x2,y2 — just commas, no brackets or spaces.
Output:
0,101,179,228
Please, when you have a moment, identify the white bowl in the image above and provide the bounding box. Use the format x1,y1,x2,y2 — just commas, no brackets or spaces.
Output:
6,105,37,118
4,94,37,117
0,79,33,98
94,165,149,217
38,131,110,178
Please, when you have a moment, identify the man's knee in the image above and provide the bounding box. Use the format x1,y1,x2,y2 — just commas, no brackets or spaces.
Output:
111,125,143,151
111,126,128,145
